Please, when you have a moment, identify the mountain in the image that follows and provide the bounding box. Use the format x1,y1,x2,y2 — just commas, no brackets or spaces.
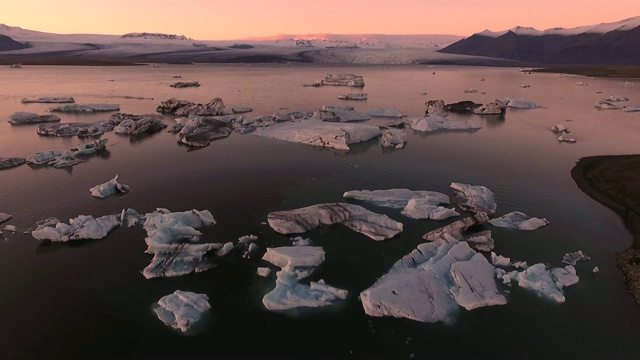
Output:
0,34,28,51
440,16,640,65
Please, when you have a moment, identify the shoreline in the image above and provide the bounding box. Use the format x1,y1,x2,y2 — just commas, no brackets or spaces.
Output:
532,66,640,79
571,155,640,305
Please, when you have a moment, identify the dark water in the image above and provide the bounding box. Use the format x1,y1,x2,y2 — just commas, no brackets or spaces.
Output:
1,64,639,358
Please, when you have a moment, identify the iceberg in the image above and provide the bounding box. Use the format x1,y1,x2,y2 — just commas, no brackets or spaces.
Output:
550,124,569,133
401,198,460,221
450,182,497,215
257,267,272,277
0,212,12,224
120,208,144,227
9,112,61,125
291,236,312,246
156,97,226,116
153,290,210,332
602,95,629,102
343,189,450,209
26,150,64,165
360,234,505,323
215,242,234,256
380,129,407,148
409,116,482,132
114,116,166,135
176,116,234,147
623,105,640,112
573,82,589,86
170,81,200,88
491,252,511,267
31,214,120,242
338,93,367,100
465,230,494,252
425,99,448,117
498,263,578,303
307,73,364,87
71,138,108,155
318,106,370,122
48,150,84,168
562,250,591,265
262,246,347,310
0,157,26,170
267,203,403,241
595,101,621,110
254,118,381,150
557,135,577,143
232,106,252,114
550,266,579,287
21,96,75,103
49,104,120,113
504,97,542,109
37,122,114,137
473,100,507,115
488,211,549,230
89,175,130,198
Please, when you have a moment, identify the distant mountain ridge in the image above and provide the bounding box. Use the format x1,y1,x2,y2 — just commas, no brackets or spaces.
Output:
121,32,191,41
0,34,27,51
440,16,640,65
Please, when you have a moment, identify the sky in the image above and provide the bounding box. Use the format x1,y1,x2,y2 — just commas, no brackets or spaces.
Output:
2,0,639,40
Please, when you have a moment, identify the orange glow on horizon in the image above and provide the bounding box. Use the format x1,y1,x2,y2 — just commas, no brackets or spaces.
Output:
1,0,639,40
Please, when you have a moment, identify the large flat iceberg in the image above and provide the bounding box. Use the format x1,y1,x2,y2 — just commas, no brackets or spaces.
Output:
31,214,120,242
488,211,549,230
450,182,497,215
254,119,381,150
267,203,403,241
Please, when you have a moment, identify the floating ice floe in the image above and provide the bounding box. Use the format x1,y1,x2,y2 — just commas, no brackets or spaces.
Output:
463,88,482,93
156,97,226,117
360,233,506,323
3,224,17,233
557,135,576,143
424,99,448,116
254,118,381,150
592,266,600,274
232,106,252,114
550,124,569,133
450,182,497,215
318,106,371,122
305,73,364,87
402,198,461,220
26,150,64,165
170,81,200,88
343,189,449,209
562,250,591,265
37,122,114,137
291,236,312,246
21,96,75,103
31,214,120,242
267,203,403,241
423,212,489,242
465,231,494,252
89,175,130,198
120,208,144,227
338,93,367,100
261,246,347,310
50,104,120,113
504,97,542,109
0,212,12,224
488,211,549,230
496,263,578,303
365,108,406,118
9,112,61,125
573,82,589,86
602,95,629,102
623,105,640,112
71,138,108,155
473,100,507,115
380,129,407,148
47,150,84,168
257,267,272,277
595,101,621,110
175,116,234,147
491,252,511,267
215,242,234,256
0,157,26,170
114,116,166,135
520,84,531,88
142,209,220,279
409,117,482,132
153,290,210,332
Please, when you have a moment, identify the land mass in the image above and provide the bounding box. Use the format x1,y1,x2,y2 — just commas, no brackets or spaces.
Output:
572,155,640,305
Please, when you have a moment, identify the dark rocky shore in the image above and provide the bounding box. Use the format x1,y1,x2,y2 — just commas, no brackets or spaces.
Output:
572,155,640,305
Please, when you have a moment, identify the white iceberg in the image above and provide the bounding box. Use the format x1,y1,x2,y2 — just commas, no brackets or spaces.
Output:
550,124,569,133
473,101,506,115
491,252,511,267
465,230,494,252
120,208,144,227
254,119,381,151
423,212,489,242
141,209,219,279
261,246,347,310
9,112,61,125
31,214,120,242
291,236,312,246
557,135,577,143
504,97,542,109
71,138,108,155
89,175,130,198
380,129,407,148
153,290,210,332
21,96,75,103
450,182,497,215
267,203,403,241
488,211,549,230
573,82,589,86
0,212,12,224
562,250,591,265
498,263,578,303
360,233,505,323
215,242,234,256
343,189,450,209
257,267,272,277
550,266,579,287
602,95,629,102
401,198,460,220
595,101,621,110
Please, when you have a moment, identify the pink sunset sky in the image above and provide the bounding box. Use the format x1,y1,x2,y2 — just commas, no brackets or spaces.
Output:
2,0,638,40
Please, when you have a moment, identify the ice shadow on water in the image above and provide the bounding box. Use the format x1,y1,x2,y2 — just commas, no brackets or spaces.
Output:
115,132,161,145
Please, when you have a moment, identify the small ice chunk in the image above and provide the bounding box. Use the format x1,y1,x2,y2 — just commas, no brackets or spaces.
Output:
215,242,234,256
508,263,566,303
573,82,589,86
592,266,600,274
365,108,405,118
557,135,577,143
512,261,529,269
504,97,542,109
409,116,482,132
90,175,130,198
262,246,326,268
380,129,407,148
257,267,272,277
291,236,312,246
120,208,144,227
562,250,591,265
465,231,494,252
238,234,258,244
0,212,11,224
3,225,18,233
491,252,511,267
550,124,568,133
153,290,210,332
488,211,549,230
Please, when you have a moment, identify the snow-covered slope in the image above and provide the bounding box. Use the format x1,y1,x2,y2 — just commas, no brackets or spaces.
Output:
476,16,640,38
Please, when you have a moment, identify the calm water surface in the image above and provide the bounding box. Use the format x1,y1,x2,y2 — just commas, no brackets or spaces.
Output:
1,64,639,358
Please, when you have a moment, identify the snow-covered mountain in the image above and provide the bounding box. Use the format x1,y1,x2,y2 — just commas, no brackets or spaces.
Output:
441,16,640,65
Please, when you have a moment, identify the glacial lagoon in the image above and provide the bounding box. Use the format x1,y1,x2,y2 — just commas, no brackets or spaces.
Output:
1,64,640,358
